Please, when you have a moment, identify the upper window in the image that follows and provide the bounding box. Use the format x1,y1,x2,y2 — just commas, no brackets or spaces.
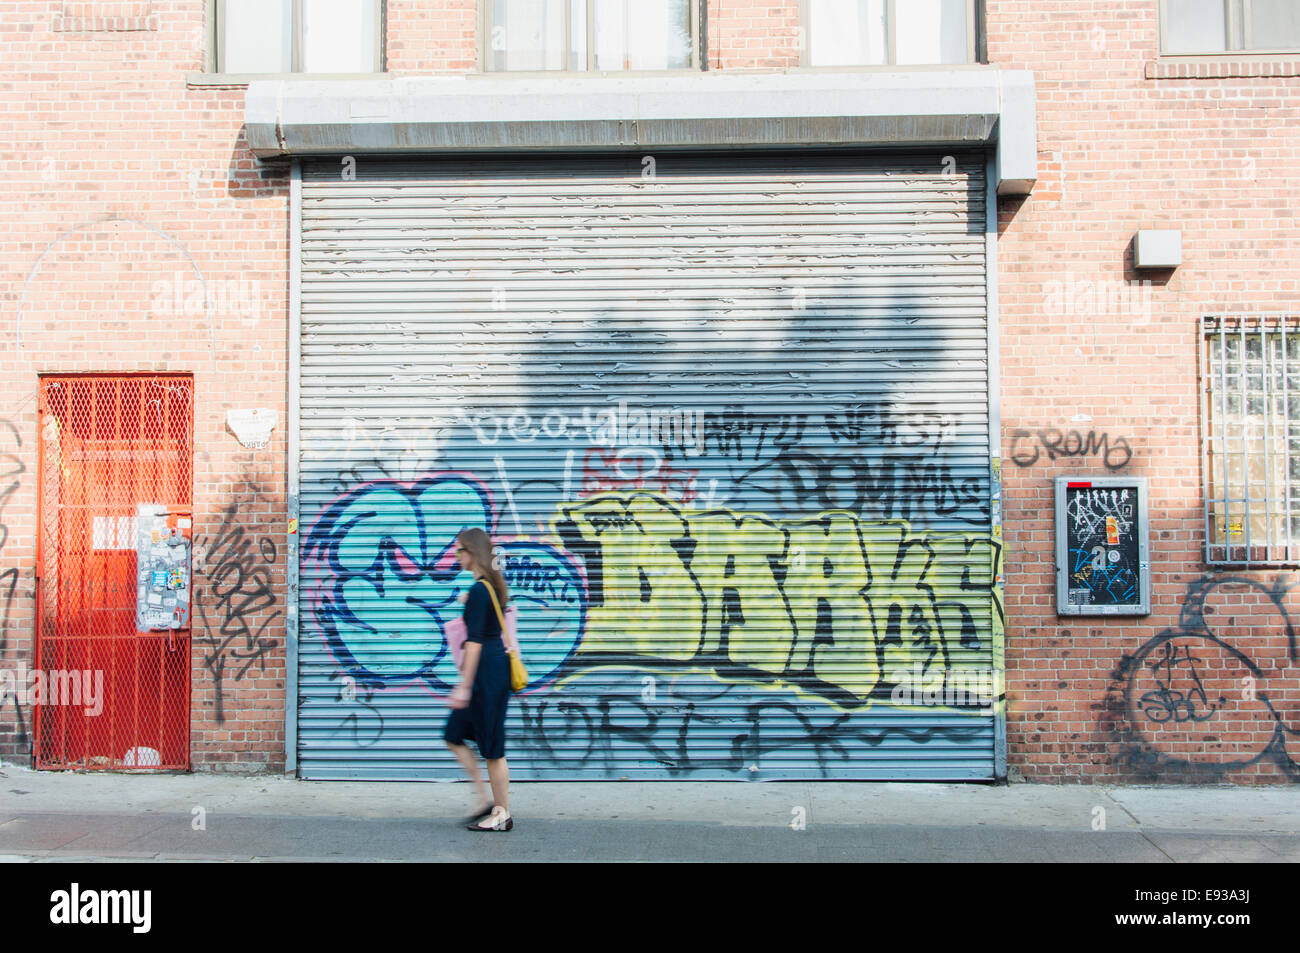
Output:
215,0,383,74
1202,315,1300,567
804,0,978,67
484,0,697,71
1162,0,1300,54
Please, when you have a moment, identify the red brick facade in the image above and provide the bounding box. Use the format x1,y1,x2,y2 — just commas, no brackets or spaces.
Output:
3,0,1298,780
994,1,1300,782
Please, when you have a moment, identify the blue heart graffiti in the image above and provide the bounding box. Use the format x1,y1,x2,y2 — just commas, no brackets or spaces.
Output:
303,474,587,693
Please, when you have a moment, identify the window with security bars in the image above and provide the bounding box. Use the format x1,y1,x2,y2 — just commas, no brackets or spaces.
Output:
1202,315,1300,566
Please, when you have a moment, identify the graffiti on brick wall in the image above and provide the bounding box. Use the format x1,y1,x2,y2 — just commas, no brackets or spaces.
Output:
1009,427,1132,471
194,501,280,725
1101,576,1300,781
0,420,27,744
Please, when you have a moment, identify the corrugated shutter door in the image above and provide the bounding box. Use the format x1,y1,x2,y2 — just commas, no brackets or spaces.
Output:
298,152,997,780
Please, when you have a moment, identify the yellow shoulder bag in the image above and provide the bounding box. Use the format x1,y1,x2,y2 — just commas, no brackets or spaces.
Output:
484,581,528,692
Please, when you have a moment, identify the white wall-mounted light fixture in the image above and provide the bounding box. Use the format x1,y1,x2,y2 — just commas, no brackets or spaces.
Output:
1134,229,1182,269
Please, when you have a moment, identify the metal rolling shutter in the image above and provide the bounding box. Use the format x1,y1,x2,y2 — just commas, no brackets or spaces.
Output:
297,152,997,780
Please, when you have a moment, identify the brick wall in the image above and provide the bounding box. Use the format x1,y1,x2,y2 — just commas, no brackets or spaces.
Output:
990,0,1300,783
4,0,1298,781
1,1,288,771
705,0,801,70
387,0,477,72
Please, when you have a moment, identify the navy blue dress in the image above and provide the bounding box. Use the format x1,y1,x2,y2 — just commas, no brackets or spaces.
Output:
443,579,510,759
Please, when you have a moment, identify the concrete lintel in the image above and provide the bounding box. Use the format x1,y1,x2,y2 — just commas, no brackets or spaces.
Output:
246,70,1036,193
993,70,1037,195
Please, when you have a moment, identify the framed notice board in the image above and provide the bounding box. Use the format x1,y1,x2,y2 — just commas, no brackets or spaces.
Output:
1055,476,1150,616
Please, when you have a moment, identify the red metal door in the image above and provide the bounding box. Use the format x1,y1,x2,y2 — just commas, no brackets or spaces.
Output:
35,375,193,770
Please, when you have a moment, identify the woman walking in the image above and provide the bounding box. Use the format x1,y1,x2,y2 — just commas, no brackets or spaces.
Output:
444,527,513,832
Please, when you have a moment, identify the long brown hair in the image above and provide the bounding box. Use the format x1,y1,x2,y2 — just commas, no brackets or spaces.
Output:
457,527,508,606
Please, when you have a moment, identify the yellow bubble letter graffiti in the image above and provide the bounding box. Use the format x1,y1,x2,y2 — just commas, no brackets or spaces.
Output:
783,513,878,702
557,493,704,659
689,511,795,674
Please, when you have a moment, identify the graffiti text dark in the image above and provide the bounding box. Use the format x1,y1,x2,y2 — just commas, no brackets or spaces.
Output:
195,503,280,725
1009,427,1132,471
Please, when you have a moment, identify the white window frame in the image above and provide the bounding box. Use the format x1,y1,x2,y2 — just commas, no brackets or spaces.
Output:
798,0,981,68
1160,0,1300,55
479,0,702,73
1201,314,1300,568
203,0,386,80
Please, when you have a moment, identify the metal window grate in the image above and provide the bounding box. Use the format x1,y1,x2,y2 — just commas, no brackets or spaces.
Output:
1202,314,1300,566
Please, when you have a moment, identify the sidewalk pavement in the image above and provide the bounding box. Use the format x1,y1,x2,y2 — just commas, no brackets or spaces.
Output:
0,762,1297,862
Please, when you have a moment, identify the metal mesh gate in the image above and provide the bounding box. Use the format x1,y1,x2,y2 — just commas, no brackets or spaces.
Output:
35,375,193,770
